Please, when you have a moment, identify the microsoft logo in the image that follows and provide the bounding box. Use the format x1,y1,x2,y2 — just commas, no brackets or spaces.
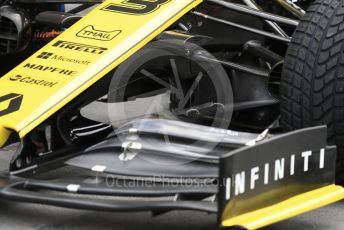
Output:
37,52,54,59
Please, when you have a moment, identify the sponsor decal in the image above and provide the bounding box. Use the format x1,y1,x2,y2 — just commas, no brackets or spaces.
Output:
0,93,23,117
23,63,78,76
77,25,121,41
37,52,91,66
37,52,53,59
218,127,334,220
101,0,170,15
8,75,58,88
34,30,62,39
224,148,325,200
52,40,108,55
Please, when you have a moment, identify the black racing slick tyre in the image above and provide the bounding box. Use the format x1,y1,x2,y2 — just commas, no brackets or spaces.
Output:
280,0,344,181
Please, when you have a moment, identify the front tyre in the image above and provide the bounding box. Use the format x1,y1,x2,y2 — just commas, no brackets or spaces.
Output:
280,0,344,181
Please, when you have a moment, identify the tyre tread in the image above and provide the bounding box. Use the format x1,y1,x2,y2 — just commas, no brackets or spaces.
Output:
281,0,344,179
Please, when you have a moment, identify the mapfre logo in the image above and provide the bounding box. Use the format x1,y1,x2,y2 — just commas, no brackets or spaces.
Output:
77,25,121,41
23,63,78,76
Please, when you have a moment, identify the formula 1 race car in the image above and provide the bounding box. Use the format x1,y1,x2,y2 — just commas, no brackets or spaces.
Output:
1,0,344,229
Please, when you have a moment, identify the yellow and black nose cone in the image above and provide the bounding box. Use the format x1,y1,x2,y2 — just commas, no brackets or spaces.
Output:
0,126,11,148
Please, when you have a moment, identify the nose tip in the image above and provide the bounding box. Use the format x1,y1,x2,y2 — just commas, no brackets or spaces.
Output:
0,126,11,148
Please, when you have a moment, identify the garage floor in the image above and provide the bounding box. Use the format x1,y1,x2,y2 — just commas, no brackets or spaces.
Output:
0,199,343,229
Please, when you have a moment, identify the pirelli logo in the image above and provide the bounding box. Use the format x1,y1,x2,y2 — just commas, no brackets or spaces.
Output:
52,40,108,55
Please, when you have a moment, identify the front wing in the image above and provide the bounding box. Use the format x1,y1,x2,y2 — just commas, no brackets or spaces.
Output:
0,122,343,229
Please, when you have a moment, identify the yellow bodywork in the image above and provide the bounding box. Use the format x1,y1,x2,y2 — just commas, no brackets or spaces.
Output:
222,184,344,229
0,0,202,146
